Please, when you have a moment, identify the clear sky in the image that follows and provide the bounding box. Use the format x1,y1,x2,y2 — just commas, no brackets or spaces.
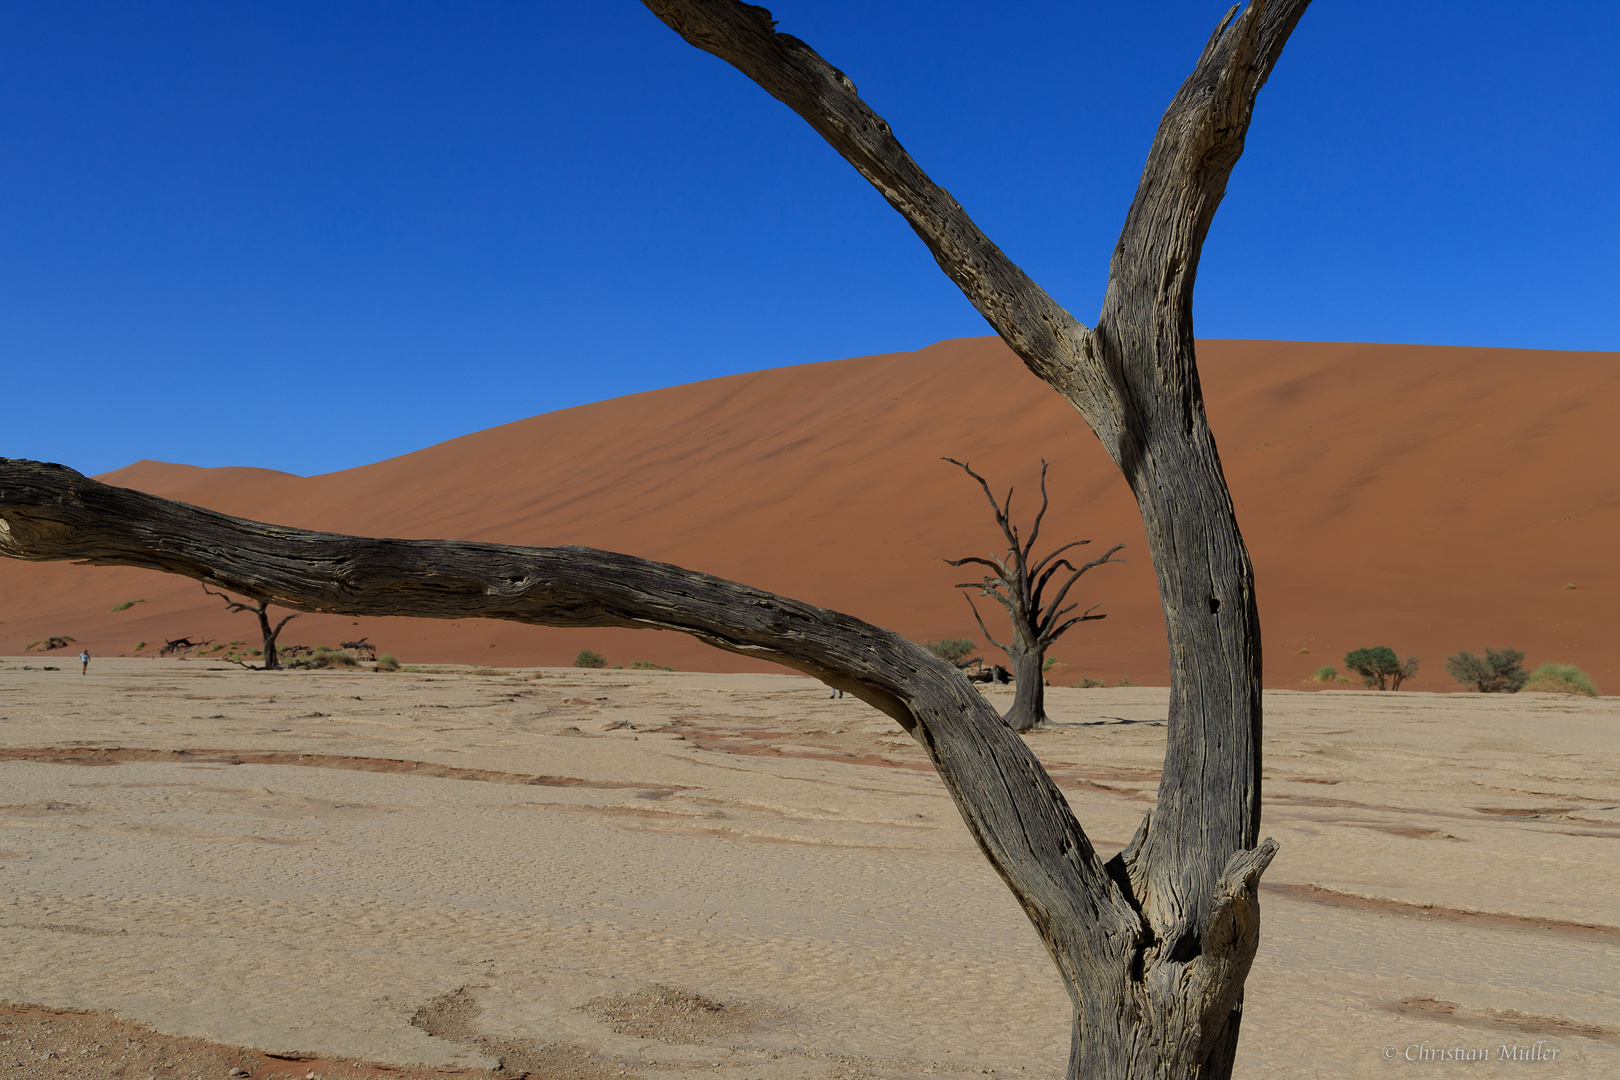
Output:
3,2,1616,477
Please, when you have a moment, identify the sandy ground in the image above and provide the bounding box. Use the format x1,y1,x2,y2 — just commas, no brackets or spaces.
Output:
1,658,1616,1079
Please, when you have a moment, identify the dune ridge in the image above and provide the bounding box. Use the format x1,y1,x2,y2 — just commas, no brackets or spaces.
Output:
2,336,1614,690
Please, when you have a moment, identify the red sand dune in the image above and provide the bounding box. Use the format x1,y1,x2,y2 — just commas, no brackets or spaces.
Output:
3,337,1615,691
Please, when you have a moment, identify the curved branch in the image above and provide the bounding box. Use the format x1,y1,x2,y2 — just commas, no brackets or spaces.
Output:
943,458,1017,541
1022,459,1051,564
943,554,1007,578
1098,0,1312,420
1029,538,1092,583
200,583,254,614
0,458,1139,993
644,2,1096,402
1038,544,1127,631
962,592,1009,656
1046,605,1110,646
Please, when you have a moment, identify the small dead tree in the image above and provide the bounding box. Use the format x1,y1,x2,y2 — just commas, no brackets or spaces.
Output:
945,458,1123,732
201,584,299,670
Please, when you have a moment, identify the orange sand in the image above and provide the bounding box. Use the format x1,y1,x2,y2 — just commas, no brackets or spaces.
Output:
2,337,1614,690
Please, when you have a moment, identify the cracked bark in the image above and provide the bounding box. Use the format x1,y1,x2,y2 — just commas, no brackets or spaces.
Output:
3,1,1308,1074
644,1,1307,1074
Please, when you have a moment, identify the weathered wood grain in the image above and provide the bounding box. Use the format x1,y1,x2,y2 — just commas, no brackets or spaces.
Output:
644,2,1306,1075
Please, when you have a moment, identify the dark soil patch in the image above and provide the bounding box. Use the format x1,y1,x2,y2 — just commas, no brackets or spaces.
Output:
0,747,641,789
1265,882,1620,939
580,984,777,1045
412,987,625,1080
1383,997,1619,1044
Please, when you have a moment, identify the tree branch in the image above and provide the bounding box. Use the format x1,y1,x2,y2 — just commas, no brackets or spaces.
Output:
962,592,1009,655
644,2,1099,404
200,583,255,614
1023,460,1051,565
1038,544,1127,640
0,457,1140,992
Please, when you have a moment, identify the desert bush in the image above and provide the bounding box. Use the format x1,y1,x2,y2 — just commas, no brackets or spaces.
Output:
1444,648,1528,693
375,653,401,672
111,599,146,613
469,666,504,676
1114,677,1138,688
289,648,357,669
1042,657,1063,673
574,649,607,669
133,641,146,652
1344,646,1419,690
923,638,977,663
1310,665,1338,683
1520,662,1599,697
1077,677,1105,688
630,660,674,670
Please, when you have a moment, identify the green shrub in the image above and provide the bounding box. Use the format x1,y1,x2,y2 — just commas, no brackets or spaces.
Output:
292,649,357,669
1445,648,1528,693
574,649,607,669
1077,677,1105,688
1520,662,1599,697
1114,677,1138,688
1344,647,1419,690
1309,665,1343,683
630,660,674,671
923,638,977,663
1041,657,1062,673
375,653,401,672
111,599,146,613
133,641,146,652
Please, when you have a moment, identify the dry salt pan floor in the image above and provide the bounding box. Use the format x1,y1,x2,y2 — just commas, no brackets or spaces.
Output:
1,659,1617,1080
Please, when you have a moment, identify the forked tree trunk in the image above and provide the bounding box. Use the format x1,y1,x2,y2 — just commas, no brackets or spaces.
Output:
1,2,1310,1076
639,3,1308,1072
256,605,285,670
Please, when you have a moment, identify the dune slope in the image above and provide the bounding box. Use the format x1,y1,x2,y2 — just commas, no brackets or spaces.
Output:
2,337,1614,690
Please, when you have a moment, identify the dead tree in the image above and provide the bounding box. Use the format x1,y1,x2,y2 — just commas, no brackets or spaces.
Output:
202,584,299,670
157,637,209,657
1,2,1310,1075
340,637,377,660
946,459,1123,732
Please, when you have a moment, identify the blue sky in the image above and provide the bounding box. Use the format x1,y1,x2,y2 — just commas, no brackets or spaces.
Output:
3,1,1616,477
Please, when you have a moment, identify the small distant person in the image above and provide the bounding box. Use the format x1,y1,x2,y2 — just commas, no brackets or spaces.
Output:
79,648,90,675
828,687,844,699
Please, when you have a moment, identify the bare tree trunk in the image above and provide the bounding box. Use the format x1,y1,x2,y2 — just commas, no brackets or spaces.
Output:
256,605,284,670
1003,634,1045,734
947,458,1120,734
204,584,298,670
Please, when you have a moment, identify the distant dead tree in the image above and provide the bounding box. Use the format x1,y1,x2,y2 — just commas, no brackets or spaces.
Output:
201,584,299,670
158,637,209,657
946,459,1123,732
340,637,377,660
1,2,1313,1074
